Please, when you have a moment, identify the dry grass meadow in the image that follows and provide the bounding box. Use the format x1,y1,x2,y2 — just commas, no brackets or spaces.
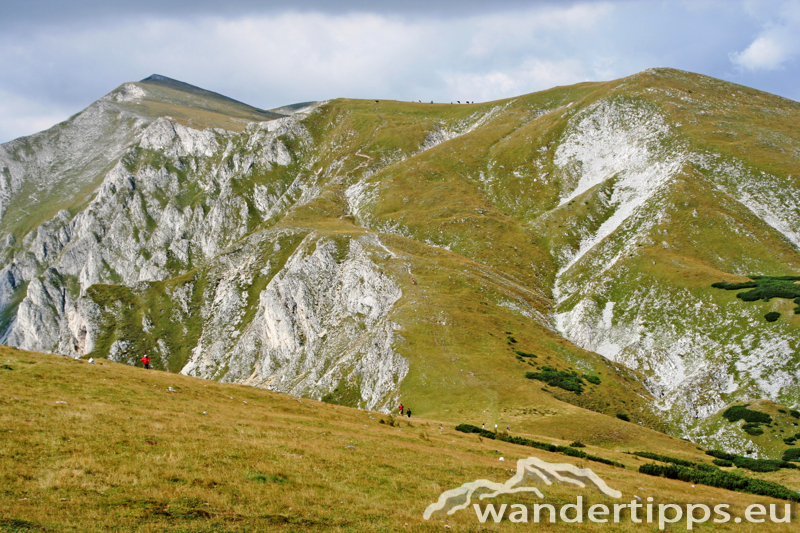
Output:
1,345,799,532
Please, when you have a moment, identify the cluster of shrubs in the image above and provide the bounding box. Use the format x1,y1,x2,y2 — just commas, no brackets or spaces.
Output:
720,404,776,435
584,374,601,385
711,275,800,314
779,408,800,418
706,450,798,473
783,448,800,462
742,423,764,436
639,463,797,501
630,452,699,468
514,350,537,358
454,424,624,468
722,404,772,424
525,366,601,394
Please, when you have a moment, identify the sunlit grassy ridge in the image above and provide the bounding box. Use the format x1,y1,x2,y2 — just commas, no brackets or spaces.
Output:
2,346,799,532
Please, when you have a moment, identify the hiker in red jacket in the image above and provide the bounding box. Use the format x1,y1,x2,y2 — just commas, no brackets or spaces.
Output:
141,356,150,370
399,403,404,415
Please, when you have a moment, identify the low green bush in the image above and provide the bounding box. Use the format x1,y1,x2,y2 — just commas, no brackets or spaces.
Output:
765,311,781,322
733,457,781,472
454,424,624,468
526,367,585,394
742,423,765,436
616,413,630,422
713,459,733,467
783,448,800,462
707,450,736,461
569,441,585,448
791,410,800,419
631,452,697,468
514,350,537,358
705,449,796,472
711,281,758,290
639,464,797,501
712,276,800,313
583,374,601,385
722,405,772,424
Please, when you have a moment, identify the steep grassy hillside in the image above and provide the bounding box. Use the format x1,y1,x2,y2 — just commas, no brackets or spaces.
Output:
2,347,798,532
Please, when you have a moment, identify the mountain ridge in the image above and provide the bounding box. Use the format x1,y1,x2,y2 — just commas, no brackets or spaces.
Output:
139,74,277,114
1,68,798,457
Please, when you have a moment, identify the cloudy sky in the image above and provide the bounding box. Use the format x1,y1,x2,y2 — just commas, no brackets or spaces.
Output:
1,0,799,143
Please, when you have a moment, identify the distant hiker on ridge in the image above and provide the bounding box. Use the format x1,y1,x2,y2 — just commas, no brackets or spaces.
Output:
399,403,404,415
141,355,150,370
407,409,412,418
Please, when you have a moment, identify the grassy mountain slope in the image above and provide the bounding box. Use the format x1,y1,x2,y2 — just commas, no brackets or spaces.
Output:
2,68,799,459
131,74,285,131
2,346,798,532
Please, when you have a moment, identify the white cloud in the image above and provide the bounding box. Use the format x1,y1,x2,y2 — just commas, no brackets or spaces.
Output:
464,3,612,58
731,31,794,70
2,2,800,142
441,58,589,101
730,3,800,72
0,90,74,143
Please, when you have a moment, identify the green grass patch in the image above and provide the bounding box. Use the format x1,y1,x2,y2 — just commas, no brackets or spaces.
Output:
248,472,289,484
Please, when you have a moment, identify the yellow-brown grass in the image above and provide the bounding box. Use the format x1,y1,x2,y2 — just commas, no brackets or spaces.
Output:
1,346,798,532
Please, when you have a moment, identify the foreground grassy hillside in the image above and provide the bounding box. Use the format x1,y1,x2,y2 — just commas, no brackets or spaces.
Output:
2,346,799,532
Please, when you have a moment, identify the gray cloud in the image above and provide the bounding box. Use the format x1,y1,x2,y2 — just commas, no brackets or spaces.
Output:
0,1,798,143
